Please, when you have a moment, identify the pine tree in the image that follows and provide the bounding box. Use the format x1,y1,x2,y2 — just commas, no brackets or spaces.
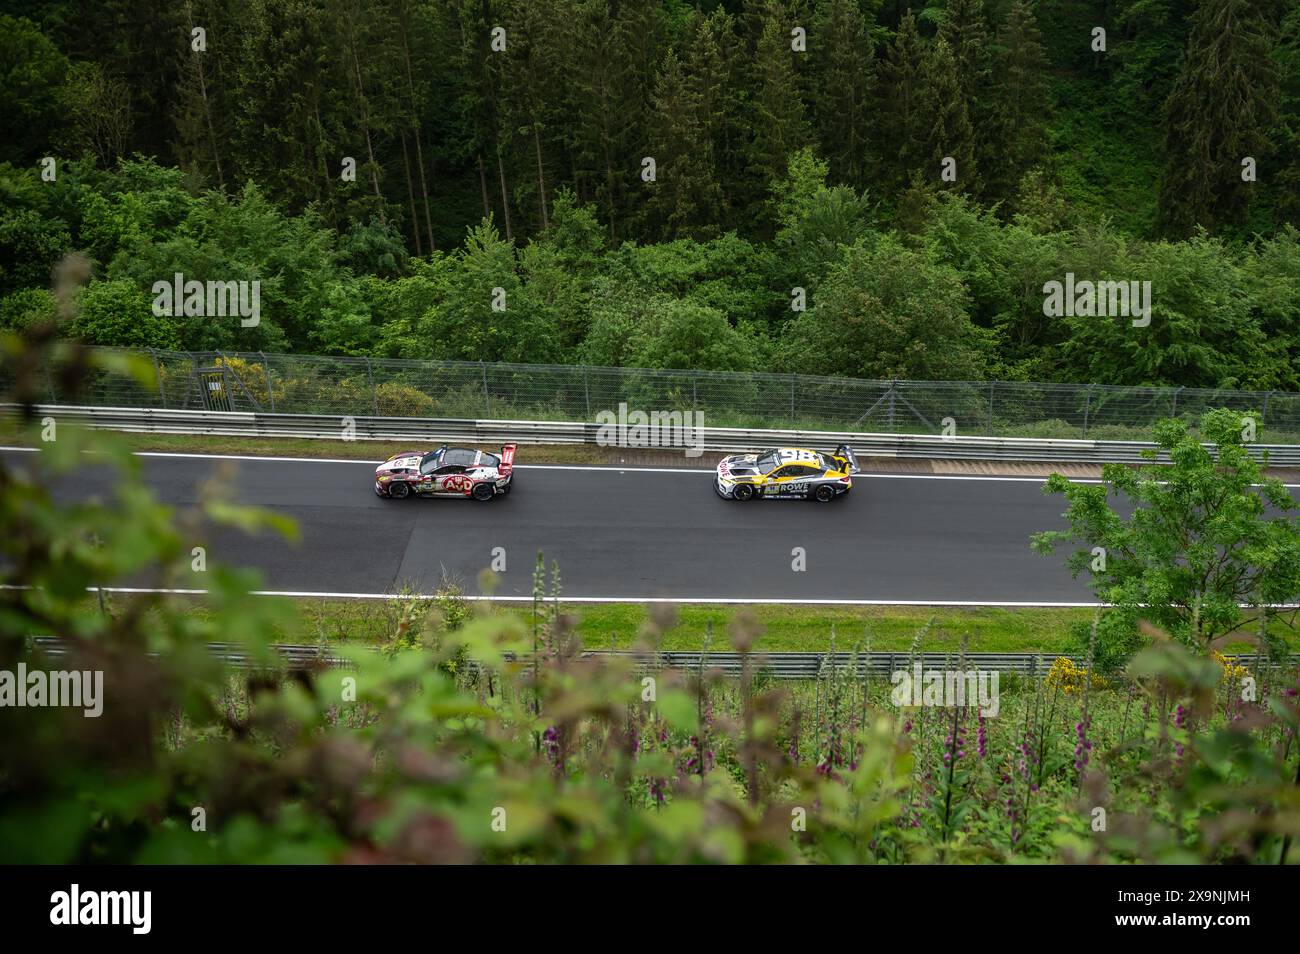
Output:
920,37,979,194
985,0,1050,205
686,9,745,229
939,0,992,197
568,0,664,241
873,9,927,199
227,0,341,215
387,0,439,253
1158,0,1281,236
644,49,724,240
173,0,227,189
452,0,515,241
1277,2,1300,225
941,0,992,107
748,0,811,195
812,0,874,189
498,0,566,233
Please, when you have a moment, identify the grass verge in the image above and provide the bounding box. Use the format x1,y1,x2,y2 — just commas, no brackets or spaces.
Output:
161,596,1294,655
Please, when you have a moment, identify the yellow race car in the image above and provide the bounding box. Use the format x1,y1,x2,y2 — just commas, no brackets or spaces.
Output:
715,445,858,502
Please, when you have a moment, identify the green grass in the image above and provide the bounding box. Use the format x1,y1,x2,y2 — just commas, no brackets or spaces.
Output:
156,595,1294,655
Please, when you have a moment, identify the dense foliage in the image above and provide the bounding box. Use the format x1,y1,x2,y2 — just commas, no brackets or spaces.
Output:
2,1,1300,387
3,299,1300,865
1034,408,1300,671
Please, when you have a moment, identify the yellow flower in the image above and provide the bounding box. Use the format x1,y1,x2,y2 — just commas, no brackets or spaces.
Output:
1211,651,1249,683
1044,657,1107,694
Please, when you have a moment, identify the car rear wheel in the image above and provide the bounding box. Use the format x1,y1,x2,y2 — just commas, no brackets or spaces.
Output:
471,482,495,501
813,484,836,503
387,481,411,499
733,483,755,501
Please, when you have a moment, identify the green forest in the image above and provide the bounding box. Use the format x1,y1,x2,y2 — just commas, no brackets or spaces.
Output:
3,0,1300,389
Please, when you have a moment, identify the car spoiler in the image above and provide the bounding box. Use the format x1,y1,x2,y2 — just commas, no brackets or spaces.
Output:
832,443,858,474
499,443,517,476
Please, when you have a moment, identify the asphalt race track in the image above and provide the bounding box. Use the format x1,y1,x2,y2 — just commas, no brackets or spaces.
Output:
4,448,1113,604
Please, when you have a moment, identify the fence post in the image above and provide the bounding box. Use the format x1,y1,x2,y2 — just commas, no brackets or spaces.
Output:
583,366,591,419
150,349,166,408
259,351,274,412
887,381,897,431
987,382,995,436
1082,386,1093,438
789,374,796,427
481,362,491,417
1263,390,1274,427
1171,385,1183,419
365,358,378,416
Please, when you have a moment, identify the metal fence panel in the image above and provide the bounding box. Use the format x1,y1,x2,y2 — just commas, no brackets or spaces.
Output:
14,348,1300,446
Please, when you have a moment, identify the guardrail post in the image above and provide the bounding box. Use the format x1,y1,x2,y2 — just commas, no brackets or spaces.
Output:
365,358,378,416
150,349,166,408
481,362,491,417
258,351,275,412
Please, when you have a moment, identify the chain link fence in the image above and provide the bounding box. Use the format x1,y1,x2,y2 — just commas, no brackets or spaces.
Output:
9,348,1300,444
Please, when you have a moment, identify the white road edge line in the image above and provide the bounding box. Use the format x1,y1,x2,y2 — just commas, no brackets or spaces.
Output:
3,446,1298,487
4,585,1297,609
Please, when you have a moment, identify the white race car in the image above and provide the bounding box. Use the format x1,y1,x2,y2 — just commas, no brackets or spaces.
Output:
374,444,516,501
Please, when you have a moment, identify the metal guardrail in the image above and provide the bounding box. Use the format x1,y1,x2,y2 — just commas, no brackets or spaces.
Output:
29,639,1300,678
10,404,1300,466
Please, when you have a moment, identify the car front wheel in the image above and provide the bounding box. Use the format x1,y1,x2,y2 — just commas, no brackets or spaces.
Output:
387,481,410,499
733,483,755,501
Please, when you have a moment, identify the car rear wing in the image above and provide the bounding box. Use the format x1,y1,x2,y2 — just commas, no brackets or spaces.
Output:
832,443,859,474
499,443,517,476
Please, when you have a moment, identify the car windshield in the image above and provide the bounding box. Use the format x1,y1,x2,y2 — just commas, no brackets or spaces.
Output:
437,448,499,469
419,451,443,475
756,451,779,473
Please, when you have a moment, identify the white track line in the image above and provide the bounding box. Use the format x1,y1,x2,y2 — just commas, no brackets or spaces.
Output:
3,585,1296,609
4,446,1298,486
